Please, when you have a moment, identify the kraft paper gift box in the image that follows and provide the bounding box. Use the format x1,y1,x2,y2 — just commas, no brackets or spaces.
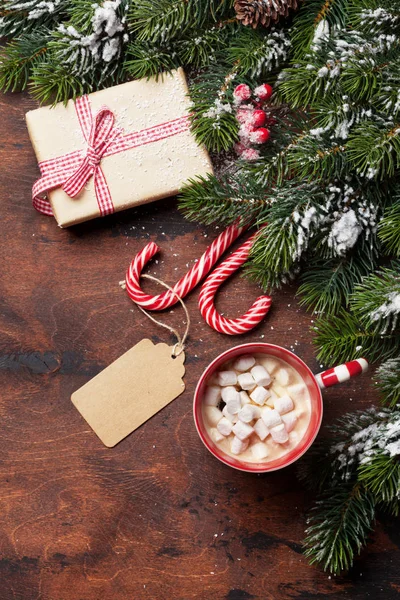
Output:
25,68,213,227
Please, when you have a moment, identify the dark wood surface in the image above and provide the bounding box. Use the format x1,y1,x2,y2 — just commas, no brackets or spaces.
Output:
1,90,399,600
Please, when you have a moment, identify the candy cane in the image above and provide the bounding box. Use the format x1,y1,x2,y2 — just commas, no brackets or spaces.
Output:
125,221,247,310
198,231,272,334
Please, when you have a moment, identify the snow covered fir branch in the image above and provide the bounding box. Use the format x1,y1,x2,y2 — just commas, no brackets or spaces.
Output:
1,0,400,577
298,401,400,575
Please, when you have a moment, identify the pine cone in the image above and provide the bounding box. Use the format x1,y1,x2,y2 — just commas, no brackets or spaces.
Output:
234,0,298,28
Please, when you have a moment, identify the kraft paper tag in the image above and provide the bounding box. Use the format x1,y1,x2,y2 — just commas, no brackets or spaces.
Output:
71,339,185,447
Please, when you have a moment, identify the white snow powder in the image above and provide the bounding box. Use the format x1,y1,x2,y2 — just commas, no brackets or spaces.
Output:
328,209,362,255
370,292,400,331
311,19,330,51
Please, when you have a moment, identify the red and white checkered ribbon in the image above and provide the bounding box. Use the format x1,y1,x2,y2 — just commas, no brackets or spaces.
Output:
315,358,368,389
32,95,190,218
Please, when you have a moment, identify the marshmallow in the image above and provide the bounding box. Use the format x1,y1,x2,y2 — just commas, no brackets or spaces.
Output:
282,412,298,433
274,395,294,415
233,355,256,372
217,417,233,436
250,386,270,406
265,389,278,407
240,390,251,405
253,418,269,441
250,365,272,387
238,404,261,423
251,441,269,460
269,389,279,401
271,383,288,398
222,387,241,414
287,383,308,402
204,406,223,426
210,428,225,443
275,368,290,386
216,370,237,386
232,420,254,441
223,405,238,423
237,372,256,391
270,423,289,444
231,436,249,455
261,408,282,429
259,357,280,374
221,386,239,403
204,385,221,406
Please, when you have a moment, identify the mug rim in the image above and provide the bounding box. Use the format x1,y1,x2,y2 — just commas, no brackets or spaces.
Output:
193,342,323,473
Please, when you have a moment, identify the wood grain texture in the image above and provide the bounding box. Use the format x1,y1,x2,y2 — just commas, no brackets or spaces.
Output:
0,90,399,600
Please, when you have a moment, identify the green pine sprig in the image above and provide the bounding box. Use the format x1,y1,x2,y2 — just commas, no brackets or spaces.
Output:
301,406,400,574
312,309,400,365
351,262,400,334
297,251,376,316
375,358,400,408
379,199,400,257
304,484,376,574
0,29,48,93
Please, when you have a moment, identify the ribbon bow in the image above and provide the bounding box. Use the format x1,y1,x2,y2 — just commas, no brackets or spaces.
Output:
62,106,119,200
32,94,191,221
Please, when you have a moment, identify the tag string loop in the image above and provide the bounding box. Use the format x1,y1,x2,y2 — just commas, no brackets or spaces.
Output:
121,274,189,357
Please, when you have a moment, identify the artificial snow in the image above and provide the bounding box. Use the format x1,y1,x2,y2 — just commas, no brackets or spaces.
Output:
330,408,400,480
27,0,61,19
327,209,362,255
57,0,127,73
370,292,400,332
204,99,232,119
311,19,330,51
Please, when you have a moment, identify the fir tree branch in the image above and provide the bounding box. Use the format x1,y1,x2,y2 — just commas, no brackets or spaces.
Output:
304,483,375,575
290,0,349,59
358,453,400,505
0,0,68,37
227,26,291,78
124,42,180,79
375,358,400,409
0,29,48,92
128,0,192,43
297,251,376,316
177,24,232,68
302,407,400,574
379,199,400,257
188,65,240,151
347,122,400,179
351,262,400,334
29,55,85,104
179,173,268,226
246,182,330,289
127,0,233,43
312,309,400,364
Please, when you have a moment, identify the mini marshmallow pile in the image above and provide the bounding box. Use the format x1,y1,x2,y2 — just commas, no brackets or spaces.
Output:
203,354,307,461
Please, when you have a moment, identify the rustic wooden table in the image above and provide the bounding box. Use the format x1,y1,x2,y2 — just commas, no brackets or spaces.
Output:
1,91,399,600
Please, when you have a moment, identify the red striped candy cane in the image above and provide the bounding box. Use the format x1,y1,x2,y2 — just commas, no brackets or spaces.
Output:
315,358,368,389
125,221,246,310
198,231,271,334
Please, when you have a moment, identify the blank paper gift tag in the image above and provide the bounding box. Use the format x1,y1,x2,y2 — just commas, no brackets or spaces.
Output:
71,339,185,447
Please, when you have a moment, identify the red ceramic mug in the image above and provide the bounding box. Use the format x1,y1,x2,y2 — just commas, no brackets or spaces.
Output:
193,343,368,473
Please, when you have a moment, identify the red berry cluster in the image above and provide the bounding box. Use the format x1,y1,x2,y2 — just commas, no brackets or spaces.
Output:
232,83,273,161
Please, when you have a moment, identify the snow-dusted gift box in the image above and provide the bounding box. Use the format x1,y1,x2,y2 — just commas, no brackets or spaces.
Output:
26,68,213,227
